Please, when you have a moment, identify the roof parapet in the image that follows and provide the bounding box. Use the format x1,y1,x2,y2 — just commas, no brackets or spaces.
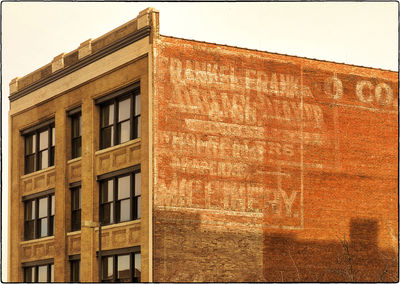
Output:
9,7,159,97
78,39,92,60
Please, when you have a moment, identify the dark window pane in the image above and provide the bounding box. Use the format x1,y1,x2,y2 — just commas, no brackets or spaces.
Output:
24,267,35,282
134,253,141,281
101,104,114,127
117,121,130,144
49,147,55,166
72,210,81,231
24,220,35,240
38,150,49,170
100,126,114,149
25,154,36,174
101,203,113,225
38,265,47,282
135,173,141,196
71,138,81,159
71,188,81,210
72,116,81,138
25,200,36,220
39,130,49,151
118,98,130,122
71,260,80,282
102,256,114,281
101,180,114,203
25,134,36,155
135,94,141,116
117,254,131,281
50,215,54,236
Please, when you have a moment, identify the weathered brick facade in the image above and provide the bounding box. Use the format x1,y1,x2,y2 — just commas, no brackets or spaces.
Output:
8,7,398,282
152,36,398,282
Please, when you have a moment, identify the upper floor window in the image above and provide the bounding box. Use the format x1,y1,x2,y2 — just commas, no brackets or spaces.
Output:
24,189,55,240
69,109,82,159
98,166,141,226
100,248,140,282
23,260,54,282
70,183,81,232
97,84,140,150
22,120,55,174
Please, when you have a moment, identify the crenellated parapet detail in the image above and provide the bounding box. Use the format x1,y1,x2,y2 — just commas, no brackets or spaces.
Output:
9,7,159,100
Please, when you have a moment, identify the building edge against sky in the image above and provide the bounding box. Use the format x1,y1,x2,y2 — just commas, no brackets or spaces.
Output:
8,7,398,282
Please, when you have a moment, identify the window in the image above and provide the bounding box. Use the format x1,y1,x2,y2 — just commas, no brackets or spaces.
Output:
99,166,141,226
23,260,54,282
100,249,140,282
70,183,81,231
23,120,55,174
70,255,80,282
98,85,140,149
70,110,82,159
24,189,55,240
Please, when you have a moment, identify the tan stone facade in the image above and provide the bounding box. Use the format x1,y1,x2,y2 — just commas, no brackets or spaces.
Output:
8,8,157,282
8,7,398,283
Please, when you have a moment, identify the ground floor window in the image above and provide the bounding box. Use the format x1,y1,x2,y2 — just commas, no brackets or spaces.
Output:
23,260,54,282
100,248,140,282
70,255,80,282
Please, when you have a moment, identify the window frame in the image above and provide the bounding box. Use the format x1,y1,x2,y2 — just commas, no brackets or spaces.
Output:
70,182,81,232
97,84,140,150
68,108,82,159
98,165,141,226
23,189,55,240
69,254,81,282
98,247,141,283
22,121,55,174
22,258,54,282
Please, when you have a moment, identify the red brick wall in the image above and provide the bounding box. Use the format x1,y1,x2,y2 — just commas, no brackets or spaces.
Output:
153,36,398,282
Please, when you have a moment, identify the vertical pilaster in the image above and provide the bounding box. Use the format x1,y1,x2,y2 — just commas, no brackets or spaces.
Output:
140,73,151,282
80,97,99,282
8,115,21,281
54,109,68,281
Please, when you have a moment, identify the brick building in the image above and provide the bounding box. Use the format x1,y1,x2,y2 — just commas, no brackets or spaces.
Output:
8,8,398,282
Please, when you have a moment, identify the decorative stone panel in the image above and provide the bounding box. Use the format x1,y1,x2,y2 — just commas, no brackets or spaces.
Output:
67,232,81,255
95,221,141,251
95,139,141,175
67,158,82,183
21,167,55,196
20,237,55,262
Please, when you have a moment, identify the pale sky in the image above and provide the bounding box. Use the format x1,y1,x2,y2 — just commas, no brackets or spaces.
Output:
1,2,398,281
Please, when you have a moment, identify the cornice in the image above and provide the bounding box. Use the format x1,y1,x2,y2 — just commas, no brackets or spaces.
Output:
9,27,151,102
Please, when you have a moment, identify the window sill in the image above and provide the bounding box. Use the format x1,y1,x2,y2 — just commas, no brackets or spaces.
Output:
21,166,55,180
20,235,55,245
95,138,141,156
67,230,81,236
67,157,82,164
94,219,140,232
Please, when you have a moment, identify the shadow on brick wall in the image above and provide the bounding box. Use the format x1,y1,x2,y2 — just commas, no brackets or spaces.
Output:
153,210,398,282
263,218,398,282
